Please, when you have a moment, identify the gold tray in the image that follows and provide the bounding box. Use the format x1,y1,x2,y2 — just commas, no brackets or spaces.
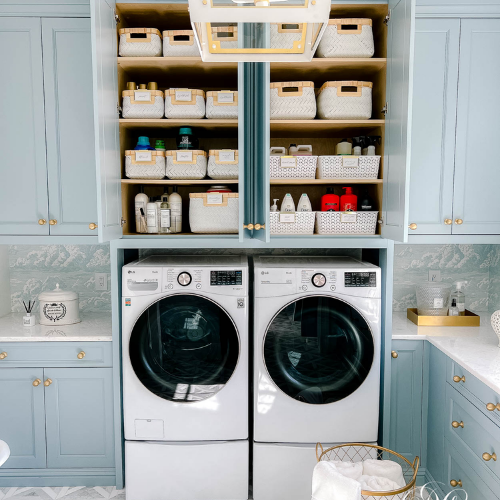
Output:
407,308,480,327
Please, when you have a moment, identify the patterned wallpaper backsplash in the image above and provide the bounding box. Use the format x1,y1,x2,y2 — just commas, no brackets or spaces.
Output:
8,245,111,313
393,244,500,313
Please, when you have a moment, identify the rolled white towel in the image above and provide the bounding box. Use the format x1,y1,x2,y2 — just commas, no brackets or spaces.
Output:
328,460,363,480
359,475,404,500
312,461,361,500
362,459,406,487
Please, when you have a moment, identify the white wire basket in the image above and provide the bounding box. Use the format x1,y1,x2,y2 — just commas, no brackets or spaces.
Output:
270,212,315,235
315,211,379,235
317,155,380,179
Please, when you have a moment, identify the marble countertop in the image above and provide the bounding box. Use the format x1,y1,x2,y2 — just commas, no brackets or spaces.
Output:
393,312,500,395
0,312,112,342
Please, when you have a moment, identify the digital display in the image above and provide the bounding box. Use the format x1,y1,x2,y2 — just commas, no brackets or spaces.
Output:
210,270,242,286
344,272,377,287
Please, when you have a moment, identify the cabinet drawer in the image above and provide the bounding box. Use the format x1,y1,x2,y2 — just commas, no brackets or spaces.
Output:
447,357,500,427
446,384,500,484
0,342,112,367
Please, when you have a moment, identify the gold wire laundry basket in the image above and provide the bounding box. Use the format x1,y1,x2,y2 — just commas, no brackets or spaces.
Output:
316,443,420,500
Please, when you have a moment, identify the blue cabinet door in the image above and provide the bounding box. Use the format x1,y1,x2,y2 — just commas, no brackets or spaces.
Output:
453,19,500,235
389,340,423,463
0,368,46,468
42,18,98,236
408,18,460,235
44,367,115,468
0,18,49,236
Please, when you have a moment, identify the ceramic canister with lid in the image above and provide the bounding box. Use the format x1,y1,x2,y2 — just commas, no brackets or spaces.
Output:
38,284,81,326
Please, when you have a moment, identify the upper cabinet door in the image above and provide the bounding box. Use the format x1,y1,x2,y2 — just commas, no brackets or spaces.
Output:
0,18,49,236
407,19,460,235
90,0,123,242
381,0,416,242
42,18,99,236
453,19,500,235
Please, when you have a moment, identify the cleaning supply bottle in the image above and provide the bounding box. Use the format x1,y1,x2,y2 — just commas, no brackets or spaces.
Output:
177,127,199,150
352,137,363,156
363,136,381,156
359,191,375,211
449,299,459,316
169,186,182,233
321,187,339,211
134,136,155,150
155,139,166,151
280,194,295,212
340,187,357,211
336,139,352,156
451,281,467,316
159,199,171,234
134,188,149,233
297,193,312,212
270,199,279,212
146,201,159,234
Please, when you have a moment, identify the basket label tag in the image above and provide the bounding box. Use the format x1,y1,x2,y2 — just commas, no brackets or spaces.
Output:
175,90,192,102
176,151,193,162
342,156,359,168
219,151,235,162
279,212,296,223
217,92,234,103
135,151,152,162
206,193,223,205
434,298,444,308
340,212,357,223
280,156,296,168
134,90,151,101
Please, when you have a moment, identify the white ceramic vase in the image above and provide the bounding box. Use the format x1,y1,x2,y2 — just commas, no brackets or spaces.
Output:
491,310,500,347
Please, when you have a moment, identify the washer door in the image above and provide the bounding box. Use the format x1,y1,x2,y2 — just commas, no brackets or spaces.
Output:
130,294,239,402
263,296,374,404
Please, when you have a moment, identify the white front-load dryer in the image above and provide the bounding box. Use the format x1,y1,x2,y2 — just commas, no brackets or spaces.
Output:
253,256,381,500
122,256,249,500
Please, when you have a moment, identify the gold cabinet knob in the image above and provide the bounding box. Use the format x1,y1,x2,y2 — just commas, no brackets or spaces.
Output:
455,219,463,225
243,223,254,230
408,223,417,230
0,352,7,360
482,452,497,462
486,403,500,412
89,223,98,230
38,219,47,225
77,351,85,360
32,378,41,387
254,224,265,231
452,420,464,428
450,479,462,488
444,219,452,225
453,375,465,383
49,219,57,225
44,378,52,387
391,351,398,359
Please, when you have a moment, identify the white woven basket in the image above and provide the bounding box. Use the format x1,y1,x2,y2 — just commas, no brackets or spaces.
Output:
125,150,166,179
211,26,238,49
270,155,318,179
270,82,316,120
270,23,303,49
316,19,374,58
208,150,239,179
165,89,205,119
163,30,200,57
317,155,380,179
315,211,378,235
317,81,372,120
119,28,162,57
206,91,238,119
189,193,239,234
166,150,207,179
270,212,315,235
122,90,164,119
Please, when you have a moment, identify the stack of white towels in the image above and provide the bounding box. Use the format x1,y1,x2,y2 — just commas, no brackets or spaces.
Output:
312,458,406,500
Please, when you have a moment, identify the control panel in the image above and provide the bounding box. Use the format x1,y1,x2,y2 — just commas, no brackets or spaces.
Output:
210,270,243,286
344,272,377,287
299,269,337,292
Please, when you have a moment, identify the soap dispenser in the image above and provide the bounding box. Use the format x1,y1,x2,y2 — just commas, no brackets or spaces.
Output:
270,199,279,212
451,281,467,316
280,194,295,212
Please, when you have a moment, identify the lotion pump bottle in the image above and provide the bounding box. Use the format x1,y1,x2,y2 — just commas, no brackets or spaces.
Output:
270,199,279,212
280,193,295,212
298,193,312,212
451,281,467,316
449,299,459,316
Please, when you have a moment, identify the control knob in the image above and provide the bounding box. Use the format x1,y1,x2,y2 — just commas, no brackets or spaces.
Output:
312,273,326,288
177,272,192,286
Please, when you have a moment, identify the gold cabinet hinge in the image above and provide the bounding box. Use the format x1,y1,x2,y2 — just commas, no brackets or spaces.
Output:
121,217,127,227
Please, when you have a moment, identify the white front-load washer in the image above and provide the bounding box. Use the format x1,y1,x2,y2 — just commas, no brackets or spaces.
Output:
122,256,249,500
253,256,381,500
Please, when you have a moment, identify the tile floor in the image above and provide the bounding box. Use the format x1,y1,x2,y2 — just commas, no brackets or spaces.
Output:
0,488,125,500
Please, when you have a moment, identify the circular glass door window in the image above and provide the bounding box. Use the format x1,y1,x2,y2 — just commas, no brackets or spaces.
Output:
129,294,239,402
264,296,374,404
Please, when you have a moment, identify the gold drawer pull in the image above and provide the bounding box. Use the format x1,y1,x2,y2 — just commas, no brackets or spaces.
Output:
391,351,398,358
49,219,57,225
450,479,462,488
444,218,452,225
77,351,85,359
482,452,497,462
38,219,46,225
89,223,98,230
254,224,265,231
455,218,463,225
486,403,500,412
453,375,465,383
0,352,7,360
44,378,52,387
408,223,417,230
32,378,41,387
452,421,464,429
243,223,254,230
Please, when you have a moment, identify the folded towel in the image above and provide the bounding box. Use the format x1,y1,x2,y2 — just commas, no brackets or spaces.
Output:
359,475,403,500
328,460,363,480
312,461,361,500
362,459,406,487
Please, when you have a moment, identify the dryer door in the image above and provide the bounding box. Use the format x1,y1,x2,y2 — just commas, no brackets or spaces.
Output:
263,296,374,404
129,294,239,402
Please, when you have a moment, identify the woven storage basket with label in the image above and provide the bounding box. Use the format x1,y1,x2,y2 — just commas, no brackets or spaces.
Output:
119,28,162,57
166,150,207,179
270,212,315,235
208,150,239,179
315,211,378,235
165,89,205,119
122,90,164,119
270,155,318,179
270,82,316,120
189,193,239,233
206,91,238,119
125,150,166,179
270,23,304,49
317,155,380,179
316,19,374,58
317,81,372,119
211,26,238,49
163,30,200,57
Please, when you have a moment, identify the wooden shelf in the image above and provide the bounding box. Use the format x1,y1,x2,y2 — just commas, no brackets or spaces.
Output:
272,58,386,71
270,119,385,137
270,179,382,185
121,179,238,185
119,119,238,131
118,57,236,72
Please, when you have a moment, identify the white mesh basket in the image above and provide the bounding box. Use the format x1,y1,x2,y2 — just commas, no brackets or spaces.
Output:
125,150,166,179
163,30,200,57
270,82,316,120
208,150,239,179
211,26,238,49
165,89,205,119
317,81,372,120
270,155,318,179
166,150,207,179
316,19,374,58
122,90,164,119
119,28,162,57
317,155,380,179
270,23,304,49
206,91,238,119
315,211,378,235
270,212,315,235
189,193,239,234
